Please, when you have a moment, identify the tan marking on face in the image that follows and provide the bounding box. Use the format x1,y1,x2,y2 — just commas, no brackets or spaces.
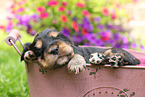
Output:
35,39,42,49
48,44,58,53
38,53,59,69
56,56,69,65
104,49,112,56
57,41,74,57
48,31,59,37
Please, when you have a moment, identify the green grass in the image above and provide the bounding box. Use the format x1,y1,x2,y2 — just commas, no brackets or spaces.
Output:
0,31,33,97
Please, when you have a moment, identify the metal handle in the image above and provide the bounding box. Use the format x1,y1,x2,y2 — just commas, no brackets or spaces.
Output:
5,29,23,56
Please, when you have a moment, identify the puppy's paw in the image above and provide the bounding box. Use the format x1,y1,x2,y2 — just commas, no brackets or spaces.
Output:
24,50,36,62
109,53,124,68
67,54,86,74
110,48,140,65
89,53,105,65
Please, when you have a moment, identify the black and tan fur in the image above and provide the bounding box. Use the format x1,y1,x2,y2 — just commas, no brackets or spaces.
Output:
21,29,140,74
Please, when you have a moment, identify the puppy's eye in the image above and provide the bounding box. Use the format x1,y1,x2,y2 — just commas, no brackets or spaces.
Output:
50,47,59,55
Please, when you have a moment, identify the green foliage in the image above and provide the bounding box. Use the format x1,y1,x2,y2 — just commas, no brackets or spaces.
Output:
0,32,31,97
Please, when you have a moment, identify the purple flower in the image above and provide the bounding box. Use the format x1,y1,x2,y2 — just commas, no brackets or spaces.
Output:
97,24,104,30
94,17,101,23
31,14,40,22
85,33,96,42
112,25,126,32
106,24,113,29
95,39,104,46
107,39,116,47
27,24,36,36
72,34,83,44
21,15,31,23
61,28,70,37
7,17,12,20
16,15,31,27
17,8,24,13
30,30,36,36
122,44,129,49
81,17,93,32
84,33,103,45
72,17,78,22
115,43,121,48
140,45,144,51
84,42,91,46
131,43,137,49
113,33,120,39
67,11,71,15
6,21,13,32
122,36,128,44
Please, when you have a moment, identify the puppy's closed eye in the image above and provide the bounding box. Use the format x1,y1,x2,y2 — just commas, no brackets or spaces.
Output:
50,46,59,55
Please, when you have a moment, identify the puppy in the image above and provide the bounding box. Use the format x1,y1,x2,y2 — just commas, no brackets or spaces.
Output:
21,29,140,74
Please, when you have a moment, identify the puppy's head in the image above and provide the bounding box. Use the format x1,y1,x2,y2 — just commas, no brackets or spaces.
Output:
32,29,75,69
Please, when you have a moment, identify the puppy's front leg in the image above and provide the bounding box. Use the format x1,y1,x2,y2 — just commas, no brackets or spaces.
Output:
67,54,86,74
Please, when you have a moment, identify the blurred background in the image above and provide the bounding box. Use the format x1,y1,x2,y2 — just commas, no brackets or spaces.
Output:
0,0,145,96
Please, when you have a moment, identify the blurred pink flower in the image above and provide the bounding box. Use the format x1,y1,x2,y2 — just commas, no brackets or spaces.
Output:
17,7,25,13
101,31,110,41
52,19,57,23
37,6,46,13
115,3,120,9
72,21,79,32
60,15,68,23
76,2,85,8
111,12,117,20
59,6,65,12
40,12,49,19
11,11,16,14
27,27,36,36
82,28,88,35
10,5,15,9
0,25,4,29
102,7,109,16
67,11,71,15
82,10,90,17
0,25,5,31
132,0,138,3
18,0,26,5
6,20,13,32
47,0,58,7
62,2,68,6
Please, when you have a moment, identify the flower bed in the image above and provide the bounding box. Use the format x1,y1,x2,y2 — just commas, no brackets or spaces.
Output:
4,0,144,50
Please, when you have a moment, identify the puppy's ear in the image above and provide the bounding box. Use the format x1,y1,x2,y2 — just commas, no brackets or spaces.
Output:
48,31,59,38
57,33,75,45
33,36,43,49
21,42,32,61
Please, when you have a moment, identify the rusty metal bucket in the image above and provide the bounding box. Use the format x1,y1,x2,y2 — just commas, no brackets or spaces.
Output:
6,30,145,97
